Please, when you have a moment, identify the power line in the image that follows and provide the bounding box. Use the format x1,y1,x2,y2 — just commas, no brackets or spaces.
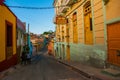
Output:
8,6,55,9
7,5,68,10
7,0,83,10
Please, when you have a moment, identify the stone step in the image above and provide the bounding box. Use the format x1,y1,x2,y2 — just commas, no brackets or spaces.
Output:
102,68,120,77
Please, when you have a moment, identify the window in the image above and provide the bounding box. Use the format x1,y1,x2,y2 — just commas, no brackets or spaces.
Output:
90,18,92,31
73,12,78,43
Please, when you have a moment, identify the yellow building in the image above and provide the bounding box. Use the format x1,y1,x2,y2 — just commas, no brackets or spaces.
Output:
54,0,120,68
0,4,17,71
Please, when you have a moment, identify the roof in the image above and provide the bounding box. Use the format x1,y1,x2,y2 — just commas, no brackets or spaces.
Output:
17,18,26,31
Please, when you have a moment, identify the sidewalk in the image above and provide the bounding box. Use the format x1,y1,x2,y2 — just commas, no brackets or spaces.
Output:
54,58,120,80
0,64,22,79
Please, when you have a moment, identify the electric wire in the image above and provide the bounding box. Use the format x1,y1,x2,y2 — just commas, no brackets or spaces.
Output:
7,0,82,10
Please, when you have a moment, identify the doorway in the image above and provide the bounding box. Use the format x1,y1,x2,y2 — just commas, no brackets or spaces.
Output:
6,21,13,59
66,45,70,61
84,1,93,45
107,22,120,66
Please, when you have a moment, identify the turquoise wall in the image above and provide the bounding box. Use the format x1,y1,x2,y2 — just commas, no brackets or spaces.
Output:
55,42,107,68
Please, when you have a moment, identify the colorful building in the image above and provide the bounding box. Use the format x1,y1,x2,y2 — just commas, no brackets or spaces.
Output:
17,19,26,63
0,4,17,71
53,0,120,68
30,33,43,52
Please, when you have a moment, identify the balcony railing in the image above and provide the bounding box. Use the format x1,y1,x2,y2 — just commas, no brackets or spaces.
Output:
59,0,79,13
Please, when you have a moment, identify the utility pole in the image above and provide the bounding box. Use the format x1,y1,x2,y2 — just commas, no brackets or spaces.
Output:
27,23,30,49
27,23,32,57
28,23,29,34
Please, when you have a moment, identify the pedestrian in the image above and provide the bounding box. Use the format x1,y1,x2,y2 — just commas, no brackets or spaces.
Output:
21,44,30,65
21,51,27,65
26,44,30,54
25,44,31,64
27,53,31,64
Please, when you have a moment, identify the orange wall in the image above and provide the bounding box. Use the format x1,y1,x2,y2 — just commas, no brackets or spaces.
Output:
106,0,120,20
0,5,16,62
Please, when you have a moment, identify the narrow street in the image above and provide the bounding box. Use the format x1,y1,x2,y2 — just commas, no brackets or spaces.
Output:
1,48,87,80
0,1,120,80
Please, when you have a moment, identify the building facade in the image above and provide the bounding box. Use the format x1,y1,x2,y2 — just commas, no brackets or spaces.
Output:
17,19,26,63
54,0,120,68
105,0,120,67
0,4,17,71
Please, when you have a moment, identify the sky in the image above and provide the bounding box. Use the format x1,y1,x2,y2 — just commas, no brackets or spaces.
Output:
5,0,55,34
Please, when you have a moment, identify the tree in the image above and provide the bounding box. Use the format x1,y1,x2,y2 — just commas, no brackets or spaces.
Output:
43,30,54,35
43,32,49,35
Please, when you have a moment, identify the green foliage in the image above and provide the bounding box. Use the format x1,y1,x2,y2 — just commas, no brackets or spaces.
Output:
43,30,53,35
43,32,49,35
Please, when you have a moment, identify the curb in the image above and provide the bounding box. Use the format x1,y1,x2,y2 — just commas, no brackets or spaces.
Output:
57,60,112,80
43,55,116,80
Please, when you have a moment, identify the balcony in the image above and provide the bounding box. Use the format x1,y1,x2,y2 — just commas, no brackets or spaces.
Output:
59,6,69,13
59,0,70,13
59,0,79,13
54,15,67,24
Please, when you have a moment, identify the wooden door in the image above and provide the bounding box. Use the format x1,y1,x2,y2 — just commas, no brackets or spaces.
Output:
73,12,78,43
66,24,69,43
107,22,120,66
6,21,13,59
62,44,65,60
84,1,93,45
73,22,78,43
66,45,70,61
84,13,93,44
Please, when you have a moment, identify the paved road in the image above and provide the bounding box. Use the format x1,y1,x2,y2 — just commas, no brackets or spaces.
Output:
2,50,87,80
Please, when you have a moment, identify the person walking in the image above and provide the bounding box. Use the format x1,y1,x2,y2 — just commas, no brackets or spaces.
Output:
21,51,27,65
21,44,31,64
25,44,31,64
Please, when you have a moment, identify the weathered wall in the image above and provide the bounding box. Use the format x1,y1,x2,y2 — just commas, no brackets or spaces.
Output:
54,0,107,68
67,0,106,67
